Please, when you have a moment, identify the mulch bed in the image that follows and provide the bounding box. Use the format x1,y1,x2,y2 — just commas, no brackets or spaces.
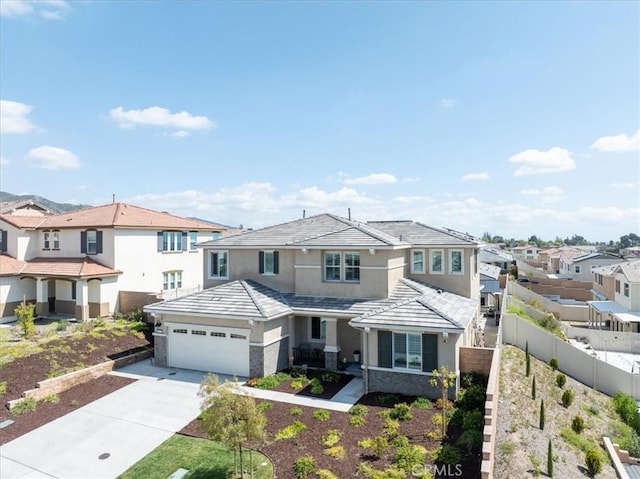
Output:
257,369,355,400
0,374,135,446
180,393,482,479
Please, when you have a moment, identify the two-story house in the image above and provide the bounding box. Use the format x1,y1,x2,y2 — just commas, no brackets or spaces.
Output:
145,213,482,397
510,245,541,262
0,202,225,322
559,252,625,282
588,260,640,332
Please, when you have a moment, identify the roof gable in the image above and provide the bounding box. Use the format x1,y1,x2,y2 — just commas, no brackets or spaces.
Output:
367,220,481,246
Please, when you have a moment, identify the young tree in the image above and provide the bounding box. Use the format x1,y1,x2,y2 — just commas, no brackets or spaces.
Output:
539,399,545,430
547,439,553,477
430,365,457,438
532,376,536,400
525,341,531,377
15,300,36,339
198,374,266,478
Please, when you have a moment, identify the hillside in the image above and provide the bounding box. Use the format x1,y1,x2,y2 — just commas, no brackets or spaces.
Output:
0,192,91,214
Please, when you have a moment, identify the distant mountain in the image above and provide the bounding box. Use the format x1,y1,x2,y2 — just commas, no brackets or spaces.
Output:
0,191,91,214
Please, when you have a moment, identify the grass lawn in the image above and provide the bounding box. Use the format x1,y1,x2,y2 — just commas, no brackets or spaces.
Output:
118,434,274,479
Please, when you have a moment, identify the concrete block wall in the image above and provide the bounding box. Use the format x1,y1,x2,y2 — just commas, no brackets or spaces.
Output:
508,281,588,322
460,346,494,376
479,347,500,479
118,291,160,315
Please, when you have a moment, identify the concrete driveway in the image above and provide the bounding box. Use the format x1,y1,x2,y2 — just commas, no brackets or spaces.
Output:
0,362,216,479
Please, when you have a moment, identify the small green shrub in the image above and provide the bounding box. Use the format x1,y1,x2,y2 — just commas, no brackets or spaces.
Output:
586,404,600,416
383,418,400,437
435,444,462,465
457,429,483,453
391,435,410,448
394,444,427,472
549,357,559,371
291,378,308,390
571,416,585,434
377,393,400,404
293,454,317,479
356,462,407,479
257,401,273,411
585,448,603,476
389,402,413,421
613,391,640,430
411,397,432,409
10,398,37,416
256,372,291,390
349,404,369,416
556,373,566,388
323,445,346,459
70,399,79,407
312,409,330,421
0,381,7,396
56,320,69,332
358,435,390,458
547,440,554,478
290,407,303,416
562,389,574,408
349,415,366,427
321,371,341,383
316,470,338,479
435,397,452,410
462,410,484,432
323,429,341,447
310,377,324,395
275,420,307,441
42,394,60,404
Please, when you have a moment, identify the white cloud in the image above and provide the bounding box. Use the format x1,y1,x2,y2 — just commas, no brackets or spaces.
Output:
462,172,489,181
440,98,455,109
591,128,640,152
0,156,9,166
520,186,564,196
508,147,576,176
109,106,214,135
78,185,89,190
25,146,80,170
0,99,40,134
0,0,70,19
611,182,639,190
401,176,420,183
343,173,397,185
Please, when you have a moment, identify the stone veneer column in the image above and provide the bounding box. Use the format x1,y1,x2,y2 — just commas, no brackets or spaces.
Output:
35,278,49,317
323,318,340,371
153,332,167,367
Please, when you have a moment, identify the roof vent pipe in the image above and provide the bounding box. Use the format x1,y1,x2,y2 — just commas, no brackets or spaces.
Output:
112,194,116,204
303,209,306,219
348,208,351,220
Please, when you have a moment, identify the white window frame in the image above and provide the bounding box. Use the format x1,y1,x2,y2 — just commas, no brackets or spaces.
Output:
624,283,630,297
52,231,60,249
449,250,464,274
162,271,183,291
309,317,326,342
43,231,51,250
574,265,581,274
189,232,198,251
344,252,360,282
263,250,276,275
411,249,425,274
429,249,444,274
324,252,341,282
162,231,183,252
393,332,422,371
209,250,229,279
86,230,98,255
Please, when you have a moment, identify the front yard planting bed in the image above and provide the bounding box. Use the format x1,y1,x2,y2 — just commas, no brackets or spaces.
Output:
118,434,274,479
246,368,355,400
181,390,483,478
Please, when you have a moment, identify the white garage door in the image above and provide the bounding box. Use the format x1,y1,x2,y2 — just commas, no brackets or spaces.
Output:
167,323,250,377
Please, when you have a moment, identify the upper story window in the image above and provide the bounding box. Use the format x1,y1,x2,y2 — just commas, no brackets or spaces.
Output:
449,250,464,274
615,280,621,293
163,271,183,291
0,229,6,253
159,231,186,252
323,252,360,282
43,230,60,250
411,250,424,274
81,230,103,255
189,232,198,251
430,250,443,274
259,251,279,275
209,250,228,279
574,265,581,274
212,232,222,240
624,283,630,297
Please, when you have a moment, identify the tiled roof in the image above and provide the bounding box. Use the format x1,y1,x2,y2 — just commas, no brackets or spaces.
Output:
614,259,640,283
199,213,408,249
146,279,291,320
38,203,224,230
0,199,53,214
367,221,481,246
21,257,121,278
0,214,47,229
592,262,623,276
0,254,27,276
480,248,513,263
145,277,477,333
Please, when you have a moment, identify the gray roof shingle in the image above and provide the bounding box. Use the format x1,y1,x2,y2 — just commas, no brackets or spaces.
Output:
367,221,482,246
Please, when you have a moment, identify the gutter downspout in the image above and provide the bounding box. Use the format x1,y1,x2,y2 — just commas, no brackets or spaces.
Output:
363,327,370,394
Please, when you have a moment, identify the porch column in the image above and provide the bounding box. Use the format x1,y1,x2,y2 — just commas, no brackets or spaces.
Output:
75,279,89,321
35,278,48,317
323,318,341,371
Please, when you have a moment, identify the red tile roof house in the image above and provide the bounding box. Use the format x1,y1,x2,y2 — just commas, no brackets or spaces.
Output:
0,203,225,323
145,213,483,398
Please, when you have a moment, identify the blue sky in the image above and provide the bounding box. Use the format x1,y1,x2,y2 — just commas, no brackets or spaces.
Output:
1,0,638,242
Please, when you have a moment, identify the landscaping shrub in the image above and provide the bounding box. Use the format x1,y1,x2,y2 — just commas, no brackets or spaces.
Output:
42,394,60,404
10,398,37,416
394,444,427,472
532,376,536,400
525,341,530,377
435,398,452,410
585,448,603,476
457,429,483,453
572,416,585,434
256,372,291,390
358,436,390,458
383,418,400,437
462,410,485,432
321,371,341,383
377,393,400,404
609,421,640,457
547,440,553,478
556,373,566,388
411,397,432,409
540,400,545,430
324,445,346,459
0,381,7,396
356,462,406,479
310,377,324,395
257,401,273,411
349,404,369,416
349,415,366,427
549,357,559,371
458,383,487,411
293,454,317,479
613,391,640,432
435,444,462,465
391,435,410,448
290,407,302,416
316,470,338,479
15,302,36,339
323,429,341,447
389,402,413,421
312,409,331,421
562,389,574,408
291,378,308,390
275,420,307,441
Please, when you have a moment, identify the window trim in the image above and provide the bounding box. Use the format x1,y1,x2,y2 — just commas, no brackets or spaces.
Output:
209,250,229,279
323,252,342,282
162,271,183,291
161,231,186,253
449,250,464,275
323,251,360,283
411,249,425,274
624,283,630,297
189,232,198,252
344,251,361,282
259,250,279,275
430,249,444,274
309,316,326,342
392,332,423,371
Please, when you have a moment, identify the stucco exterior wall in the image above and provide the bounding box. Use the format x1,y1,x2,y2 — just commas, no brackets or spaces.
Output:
409,246,479,299
614,271,640,310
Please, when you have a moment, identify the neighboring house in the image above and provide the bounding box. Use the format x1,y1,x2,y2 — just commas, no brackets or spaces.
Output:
480,247,513,273
480,263,502,309
0,202,225,322
588,260,640,333
510,245,541,261
621,246,640,258
559,252,626,282
0,199,56,216
539,246,595,275
145,213,482,397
